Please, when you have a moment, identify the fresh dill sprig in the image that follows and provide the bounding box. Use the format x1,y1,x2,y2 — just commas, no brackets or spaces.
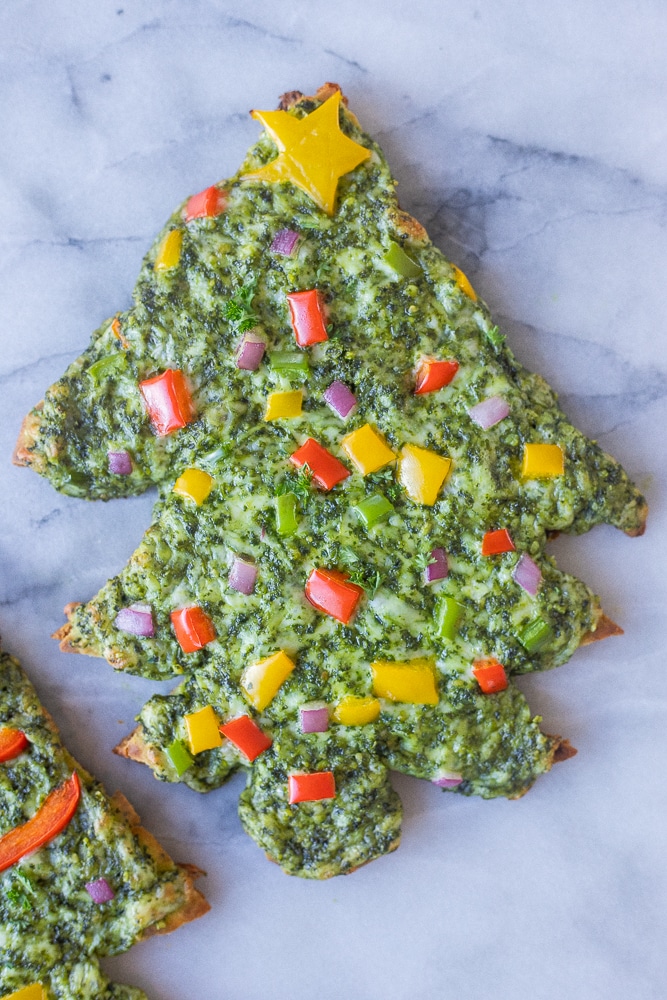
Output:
6,870,36,911
275,465,313,502
486,324,505,348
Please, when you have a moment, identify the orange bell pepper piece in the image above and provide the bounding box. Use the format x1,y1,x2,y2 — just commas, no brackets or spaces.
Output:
288,771,336,804
472,658,508,694
0,772,81,873
414,358,459,395
183,185,227,222
0,728,29,763
481,528,515,556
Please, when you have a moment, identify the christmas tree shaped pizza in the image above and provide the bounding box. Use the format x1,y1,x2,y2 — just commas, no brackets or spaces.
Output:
15,84,646,878
0,643,208,999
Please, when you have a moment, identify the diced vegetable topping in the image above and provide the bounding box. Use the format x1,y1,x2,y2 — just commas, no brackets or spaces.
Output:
139,369,196,436
220,715,273,761
1,986,46,1000
414,358,459,395
265,389,303,421
241,650,296,711
170,606,217,653
270,350,310,374
472,658,508,694
435,595,463,640
424,547,448,584
114,603,155,638
371,660,439,704
340,423,396,475
384,240,422,278
84,877,116,904
468,396,511,429
0,728,29,763
286,289,328,347
513,553,542,596
290,438,350,490
236,332,266,371
154,229,183,271
173,468,214,505
305,568,364,625
111,317,129,349
481,528,515,556
183,185,227,222
0,772,81,873
165,738,193,776
87,353,126,382
275,492,299,535
288,771,336,804
299,702,330,733
522,443,565,478
452,264,477,300
398,444,451,505
229,556,258,595
323,380,357,418
518,617,554,653
184,705,223,754
432,771,463,788
333,696,381,726
354,493,394,528
107,450,132,475
270,228,301,256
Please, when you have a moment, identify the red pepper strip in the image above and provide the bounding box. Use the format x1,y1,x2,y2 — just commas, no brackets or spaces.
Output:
184,185,227,222
290,438,350,491
288,771,336,804
139,369,196,436
481,528,515,556
305,568,364,625
220,715,272,762
414,358,459,395
0,772,81,873
0,728,29,763
472,659,508,694
286,290,328,347
170,606,217,653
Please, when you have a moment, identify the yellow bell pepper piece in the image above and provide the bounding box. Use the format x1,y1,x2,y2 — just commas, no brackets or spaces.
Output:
452,264,477,301
371,660,439,704
333,696,381,726
340,423,396,475
184,705,223,754
522,443,564,478
2,988,45,1000
173,468,214,505
154,229,183,271
398,444,451,505
241,650,296,711
264,389,303,421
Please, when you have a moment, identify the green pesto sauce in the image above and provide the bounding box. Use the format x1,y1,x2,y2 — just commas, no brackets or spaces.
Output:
27,93,646,877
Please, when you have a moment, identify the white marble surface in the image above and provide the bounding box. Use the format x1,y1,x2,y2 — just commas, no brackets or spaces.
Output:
1,1,666,997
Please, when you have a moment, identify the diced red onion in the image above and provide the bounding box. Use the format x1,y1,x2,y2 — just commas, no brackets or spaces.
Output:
512,553,542,596
114,603,155,637
270,228,300,256
323,380,357,419
229,556,258,595
85,877,115,904
424,547,448,584
432,770,463,788
468,396,510,430
236,333,266,371
299,702,329,733
107,450,132,475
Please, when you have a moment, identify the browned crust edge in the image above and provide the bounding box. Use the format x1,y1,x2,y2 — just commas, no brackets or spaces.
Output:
580,612,624,646
13,403,45,469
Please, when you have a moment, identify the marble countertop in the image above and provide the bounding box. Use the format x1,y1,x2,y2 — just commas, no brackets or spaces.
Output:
1,2,666,998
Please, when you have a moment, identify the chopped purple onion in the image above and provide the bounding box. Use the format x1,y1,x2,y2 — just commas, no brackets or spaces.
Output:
323,380,357,419
424,547,448,584
229,556,258,595
432,771,463,788
512,553,542,596
468,395,510,430
85,877,115,904
107,450,132,475
299,702,329,733
114,603,155,637
270,228,300,257
236,333,266,371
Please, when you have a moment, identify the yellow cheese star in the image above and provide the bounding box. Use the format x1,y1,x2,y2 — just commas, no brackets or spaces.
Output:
243,90,371,215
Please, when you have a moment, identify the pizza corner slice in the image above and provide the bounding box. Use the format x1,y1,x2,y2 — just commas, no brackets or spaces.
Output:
15,84,646,878
0,644,209,1000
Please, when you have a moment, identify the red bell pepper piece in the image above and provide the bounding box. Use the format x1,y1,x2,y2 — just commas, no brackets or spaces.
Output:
286,290,328,347
290,438,350,491
288,771,336,804
0,772,81,873
139,369,196,436
481,528,515,556
472,658,508,694
414,358,459,395
183,185,227,222
0,728,29,763
305,569,364,625
170,606,217,653
220,715,273,762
